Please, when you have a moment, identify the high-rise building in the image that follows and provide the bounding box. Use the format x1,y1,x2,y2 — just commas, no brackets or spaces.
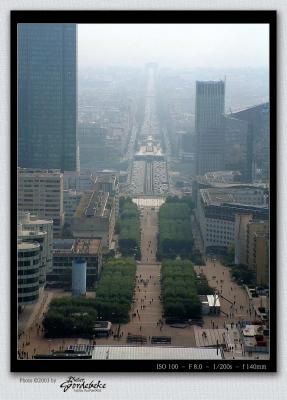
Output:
230,103,269,182
18,169,64,237
18,23,77,171
195,81,225,175
224,116,249,181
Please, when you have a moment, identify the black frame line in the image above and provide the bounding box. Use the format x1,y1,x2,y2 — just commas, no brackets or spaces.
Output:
11,10,277,373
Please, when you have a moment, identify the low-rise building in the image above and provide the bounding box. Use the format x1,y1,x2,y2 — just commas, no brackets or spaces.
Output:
72,190,115,250
94,175,119,219
196,186,269,253
63,171,96,191
47,238,102,288
192,171,251,207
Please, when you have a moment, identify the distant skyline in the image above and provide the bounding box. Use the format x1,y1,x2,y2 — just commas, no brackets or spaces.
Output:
78,24,269,69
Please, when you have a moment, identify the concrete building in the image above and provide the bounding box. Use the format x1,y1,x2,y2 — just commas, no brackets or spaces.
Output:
63,189,82,226
17,241,40,305
196,186,269,253
18,211,53,275
224,116,249,181
63,171,96,191
195,81,225,175
72,191,116,250
18,23,77,171
246,221,269,286
94,175,119,219
47,238,102,289
192,171,268,208
18,169,64,237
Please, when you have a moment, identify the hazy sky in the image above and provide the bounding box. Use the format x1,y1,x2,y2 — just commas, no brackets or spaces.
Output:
78,24,269,69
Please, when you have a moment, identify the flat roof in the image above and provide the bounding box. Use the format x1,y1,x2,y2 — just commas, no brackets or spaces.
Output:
54,239,74,250
74,238,101,254
18,168,62,177
92,346,222,360
200,186,267,207
17,241,40,250
54,238,101,254
74,190,110,218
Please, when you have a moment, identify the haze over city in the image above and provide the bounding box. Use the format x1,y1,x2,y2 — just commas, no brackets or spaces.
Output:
78,24,269,68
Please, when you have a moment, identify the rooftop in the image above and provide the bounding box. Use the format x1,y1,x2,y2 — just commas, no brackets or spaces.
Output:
17,241,40,250
53,238,101,255
74,190,111,218
73,238,101,254
200,187,267,207
18,228,46,238
201,188,234,205
91,346,223,360
95,175,117,184
18,168,62,177
18,212,53,225
203,170,242,184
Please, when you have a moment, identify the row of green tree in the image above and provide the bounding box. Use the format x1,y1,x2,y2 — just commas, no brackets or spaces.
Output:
42,297,98,338
94,258,136,323
116,198,141,259
42,258,136,337
223,245,256,285
196,273,214,295
157,197,194,260
161,260,201,322
230,264,256,285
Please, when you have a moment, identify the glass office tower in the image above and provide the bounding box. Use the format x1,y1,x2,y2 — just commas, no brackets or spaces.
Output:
195,80,225,175
18,23,77,171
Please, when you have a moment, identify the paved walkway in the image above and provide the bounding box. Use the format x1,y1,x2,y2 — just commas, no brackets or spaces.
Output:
194,257,255,329
139,207,158,264
194,326,226,347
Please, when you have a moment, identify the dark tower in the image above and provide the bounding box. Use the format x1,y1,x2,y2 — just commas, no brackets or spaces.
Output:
195,80,225,175
18,23,77,171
